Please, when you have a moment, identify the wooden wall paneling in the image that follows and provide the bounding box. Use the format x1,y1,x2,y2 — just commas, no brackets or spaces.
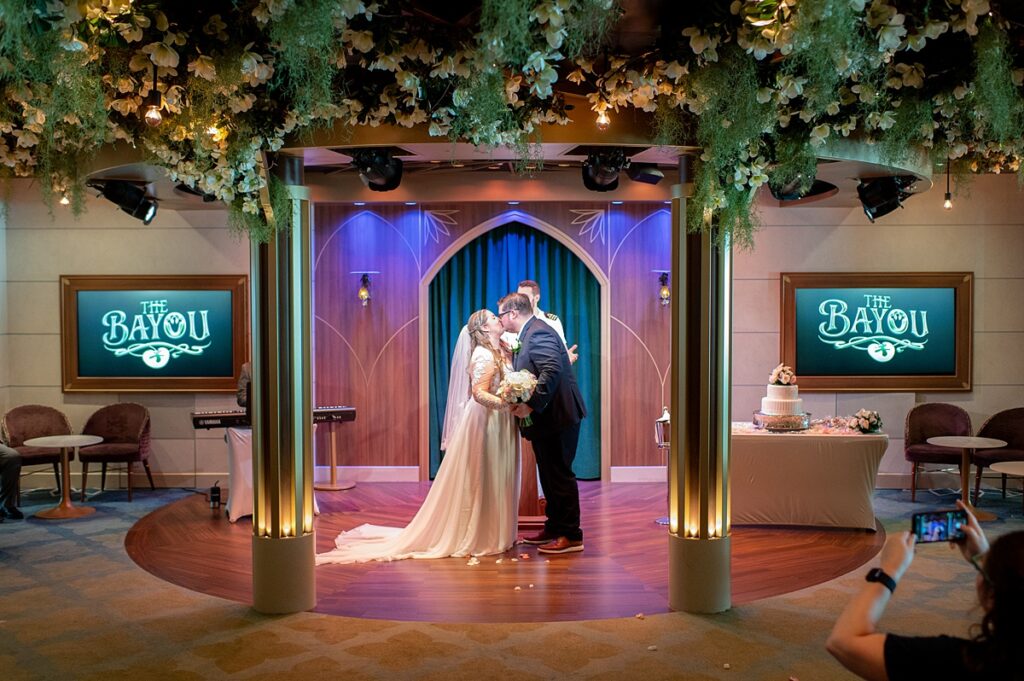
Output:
314,206,421,467
609,205,672,467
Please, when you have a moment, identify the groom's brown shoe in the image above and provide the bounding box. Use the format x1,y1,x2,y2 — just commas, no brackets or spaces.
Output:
521,529,558,545
537,537,584,554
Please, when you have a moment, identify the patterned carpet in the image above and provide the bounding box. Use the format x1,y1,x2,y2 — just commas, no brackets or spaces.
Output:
1,485,1022,680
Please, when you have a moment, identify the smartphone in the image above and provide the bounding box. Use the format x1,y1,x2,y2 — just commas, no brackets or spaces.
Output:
911,509,968,543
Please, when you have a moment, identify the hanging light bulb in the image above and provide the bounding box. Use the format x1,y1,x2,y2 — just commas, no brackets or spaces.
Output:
943,159,953,210
144,63,162,127
59,194,70,206
595,109,611,131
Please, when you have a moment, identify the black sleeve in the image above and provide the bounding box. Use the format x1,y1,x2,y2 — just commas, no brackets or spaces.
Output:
884,634,972,681
525,326,563,414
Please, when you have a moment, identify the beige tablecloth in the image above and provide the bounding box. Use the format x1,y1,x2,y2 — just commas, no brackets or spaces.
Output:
226,427,319,523
730,422,888,530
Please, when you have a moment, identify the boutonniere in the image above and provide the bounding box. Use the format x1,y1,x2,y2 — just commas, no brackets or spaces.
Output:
509,338,522,354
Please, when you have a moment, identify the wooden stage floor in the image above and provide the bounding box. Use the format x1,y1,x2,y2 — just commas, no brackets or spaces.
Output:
126,481,884,623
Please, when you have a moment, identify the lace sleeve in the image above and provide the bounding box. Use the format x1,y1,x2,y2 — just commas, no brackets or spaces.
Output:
471,351,508,411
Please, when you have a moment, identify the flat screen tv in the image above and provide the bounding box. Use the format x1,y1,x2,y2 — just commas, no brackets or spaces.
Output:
780,272,972,392
61,275,248,392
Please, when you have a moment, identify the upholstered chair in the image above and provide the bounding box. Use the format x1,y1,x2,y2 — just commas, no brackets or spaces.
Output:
78,403,155,502
973,407,1024,509
904,403,972,502
1,405,72,501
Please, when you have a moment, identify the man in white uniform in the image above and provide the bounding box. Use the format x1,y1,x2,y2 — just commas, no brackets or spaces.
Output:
502,280,578,364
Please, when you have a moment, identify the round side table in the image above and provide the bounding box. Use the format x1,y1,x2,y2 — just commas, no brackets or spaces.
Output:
24,434,103,519
926,436,1006,522
990,461,1024,513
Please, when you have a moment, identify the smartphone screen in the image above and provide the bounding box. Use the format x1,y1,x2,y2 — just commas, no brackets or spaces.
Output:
911,509,968,543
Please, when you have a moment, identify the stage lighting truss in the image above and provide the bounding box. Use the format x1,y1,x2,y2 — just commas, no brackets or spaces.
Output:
87,179,158,224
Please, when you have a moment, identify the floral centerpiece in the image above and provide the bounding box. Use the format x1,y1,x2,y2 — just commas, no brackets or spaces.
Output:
849,409,883,433
769,363,796,385
497,369,538,426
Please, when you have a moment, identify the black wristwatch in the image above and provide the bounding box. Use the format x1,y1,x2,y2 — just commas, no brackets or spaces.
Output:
865,567,897,593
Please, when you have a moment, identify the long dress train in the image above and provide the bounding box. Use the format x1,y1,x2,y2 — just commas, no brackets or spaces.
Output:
316,346,519,563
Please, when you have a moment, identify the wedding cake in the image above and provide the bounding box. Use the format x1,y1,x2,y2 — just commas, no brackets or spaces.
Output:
761,384,804,416
754,364,810,431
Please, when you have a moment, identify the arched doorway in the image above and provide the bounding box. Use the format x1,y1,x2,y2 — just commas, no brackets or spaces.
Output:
426,222,601,479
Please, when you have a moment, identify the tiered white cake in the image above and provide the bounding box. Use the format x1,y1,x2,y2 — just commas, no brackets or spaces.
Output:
761,384,804,416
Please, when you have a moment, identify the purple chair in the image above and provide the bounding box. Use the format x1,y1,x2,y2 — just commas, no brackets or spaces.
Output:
904,403,972,502
1,405,72,501
973,408,1024,509
78,403,155,502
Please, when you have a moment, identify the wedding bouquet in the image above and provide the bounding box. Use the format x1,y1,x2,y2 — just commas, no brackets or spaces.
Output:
498,369,538,426
769,363,796,385
849,409,883,433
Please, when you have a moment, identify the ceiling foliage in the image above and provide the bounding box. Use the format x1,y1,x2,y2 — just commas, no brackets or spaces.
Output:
0,0,1021,245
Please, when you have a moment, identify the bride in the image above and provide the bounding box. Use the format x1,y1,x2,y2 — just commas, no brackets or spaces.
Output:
316,309,520,564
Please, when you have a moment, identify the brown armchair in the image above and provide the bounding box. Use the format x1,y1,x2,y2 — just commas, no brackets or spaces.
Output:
973,408,1024,508
1,404,72,501
78,403,155,501
904,403,973,502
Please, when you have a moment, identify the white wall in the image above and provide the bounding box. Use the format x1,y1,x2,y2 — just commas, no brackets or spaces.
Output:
3,184,247,490
733,174,1024,487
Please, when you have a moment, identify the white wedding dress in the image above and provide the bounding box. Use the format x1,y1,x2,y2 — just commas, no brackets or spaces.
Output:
316,346,520,564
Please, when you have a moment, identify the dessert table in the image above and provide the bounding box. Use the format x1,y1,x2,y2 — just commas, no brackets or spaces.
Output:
731,423,888,530
24,434,103,519
926,435,1006,522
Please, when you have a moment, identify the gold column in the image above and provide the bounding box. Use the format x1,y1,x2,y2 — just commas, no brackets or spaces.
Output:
251,153,316,614
668,156,733,613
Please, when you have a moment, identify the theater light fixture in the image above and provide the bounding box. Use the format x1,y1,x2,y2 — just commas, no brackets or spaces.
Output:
856,175,916,223
582,148,626,192
625,162,665,185
87,180,158,224
351,148,403,192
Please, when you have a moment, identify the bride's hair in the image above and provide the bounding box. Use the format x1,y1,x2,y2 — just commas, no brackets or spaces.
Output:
466,309,504,380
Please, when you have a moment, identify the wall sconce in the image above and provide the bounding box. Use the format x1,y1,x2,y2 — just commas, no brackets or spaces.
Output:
654,270,670,306
352,270,379,307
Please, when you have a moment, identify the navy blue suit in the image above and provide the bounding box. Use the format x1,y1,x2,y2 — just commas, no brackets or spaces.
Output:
514,316,586,540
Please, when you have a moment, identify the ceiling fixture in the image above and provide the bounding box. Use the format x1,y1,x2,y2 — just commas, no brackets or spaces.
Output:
770,177,839,205
174,183,217,202
582,148,627,192
625,162,665,185
351,148,403,192
943,161,953,210
856,176,916,223
595,110,611,131
143,63,162,127
87,180,158,224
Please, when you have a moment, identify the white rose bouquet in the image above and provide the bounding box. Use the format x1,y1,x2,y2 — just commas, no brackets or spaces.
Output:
769,363,796,385
497,369,538,426
849,409,883,433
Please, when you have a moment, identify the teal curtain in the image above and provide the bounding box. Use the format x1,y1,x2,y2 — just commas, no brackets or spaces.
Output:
428,222,601,479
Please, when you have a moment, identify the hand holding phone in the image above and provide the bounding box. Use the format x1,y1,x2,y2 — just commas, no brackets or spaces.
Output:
911,509,968,544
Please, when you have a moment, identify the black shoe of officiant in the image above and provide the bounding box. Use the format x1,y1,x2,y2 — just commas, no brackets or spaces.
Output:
521,529,558,545
2,507,24,520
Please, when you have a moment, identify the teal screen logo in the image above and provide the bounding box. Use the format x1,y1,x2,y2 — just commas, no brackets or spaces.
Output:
795,287,955,376
77,290,234,377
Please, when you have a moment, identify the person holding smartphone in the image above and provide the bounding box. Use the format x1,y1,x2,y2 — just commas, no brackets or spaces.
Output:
826,500,1024,680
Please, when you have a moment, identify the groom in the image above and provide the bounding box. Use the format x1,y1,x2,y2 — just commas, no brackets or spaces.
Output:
498,292,586,554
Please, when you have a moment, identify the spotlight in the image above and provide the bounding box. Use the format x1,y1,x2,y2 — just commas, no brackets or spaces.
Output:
625,162,665,185
770,178,839,205
582,149,626,192
88,180,158,224
856,176,916,223
174,183,218,202
351,148,403,192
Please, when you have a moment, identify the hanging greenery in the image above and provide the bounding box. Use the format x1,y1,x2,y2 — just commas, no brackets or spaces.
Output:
0,0,1022,245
